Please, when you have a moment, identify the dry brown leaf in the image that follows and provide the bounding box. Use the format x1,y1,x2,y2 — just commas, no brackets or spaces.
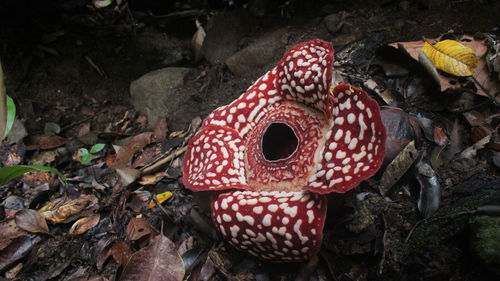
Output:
69,214,100,235
119,233,185,281
389,35,500,102
191,20,206,62
39,194,98,224
21,170,54,187
459,134,491,159
111,241,133,266
153,117,168,142
433,127,449,146
25,135,68,150
14,209,49,234
115,167,141,186
379,141,419,195
126,217,152,241
0,219,27,251
108,132,152,168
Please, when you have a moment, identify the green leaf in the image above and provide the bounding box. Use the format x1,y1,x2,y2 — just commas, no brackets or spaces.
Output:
0,165,66,185
90,143,105,154
4,95,15,139
79,148,92,164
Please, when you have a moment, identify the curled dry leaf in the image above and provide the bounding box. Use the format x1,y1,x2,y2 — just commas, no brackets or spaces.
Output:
14,209,49,234
69,214,100,235
126,217,152,241
39,194,98,224
422,40,479,76
119,233,185,281
415,159,441,218
115,167,140,187
379,141,419,195
108,132,152,168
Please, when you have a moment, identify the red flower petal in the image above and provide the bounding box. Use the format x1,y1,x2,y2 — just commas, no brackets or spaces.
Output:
182,125,248,191
211,190,326,262
305,84,386,193
203,69,283,138
276,39,334,115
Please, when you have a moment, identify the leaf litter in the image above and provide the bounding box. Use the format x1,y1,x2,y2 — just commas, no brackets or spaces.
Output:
0,2,499,281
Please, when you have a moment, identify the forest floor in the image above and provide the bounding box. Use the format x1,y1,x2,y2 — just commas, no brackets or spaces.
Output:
0,0,499,280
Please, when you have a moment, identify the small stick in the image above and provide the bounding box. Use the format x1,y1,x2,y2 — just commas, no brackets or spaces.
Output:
378,213,388,275
470,75,500,107
85,56,108,78
141,146,187,175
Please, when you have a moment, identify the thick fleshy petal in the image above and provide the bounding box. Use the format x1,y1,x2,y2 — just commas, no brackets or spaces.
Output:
305,84,386,194
211,190,326,262
182,125,248,191
203,69,283,138
276,40,334,115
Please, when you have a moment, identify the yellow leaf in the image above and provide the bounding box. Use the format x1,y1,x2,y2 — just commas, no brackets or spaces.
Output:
422,40,478,77
148,191,173,209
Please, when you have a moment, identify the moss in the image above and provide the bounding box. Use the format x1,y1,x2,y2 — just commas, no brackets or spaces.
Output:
407,188,500,252
469,216,500,265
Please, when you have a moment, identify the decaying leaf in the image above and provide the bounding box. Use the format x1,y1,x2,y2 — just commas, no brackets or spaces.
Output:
126,217,152,241
39,194,98,223
0,219,28,250
0,236,41,272
115,167,140,186
389,35,500,102
379,141,419,195
108,132,152,168
25,135,68,150
422,40,479,76
119,233,185,281
111,241,133,266
14,209,49,234
191,20,206,62
433,127,449,146
415,159,441,218
69,214,100,235
459,134,491,159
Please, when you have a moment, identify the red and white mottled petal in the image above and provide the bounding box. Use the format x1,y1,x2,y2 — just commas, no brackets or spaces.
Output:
305,84,386,194
202,69,283,138
211,190,326,262
182,125,248,191
276,40,334,114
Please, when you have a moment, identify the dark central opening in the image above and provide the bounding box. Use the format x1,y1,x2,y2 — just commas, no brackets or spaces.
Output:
262,122,299,161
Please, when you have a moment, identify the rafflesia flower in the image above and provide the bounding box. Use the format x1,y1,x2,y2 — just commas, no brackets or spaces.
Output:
182,40,386,262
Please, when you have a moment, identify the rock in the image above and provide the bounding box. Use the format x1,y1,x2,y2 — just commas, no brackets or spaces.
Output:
6,118,27,144
469,216,500,267
130,67,194,128
324,13,343,34
201,10,249,65
380,106,421,167
225,29,287,77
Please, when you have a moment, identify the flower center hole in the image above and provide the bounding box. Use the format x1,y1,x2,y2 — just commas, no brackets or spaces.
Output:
262,122,298,161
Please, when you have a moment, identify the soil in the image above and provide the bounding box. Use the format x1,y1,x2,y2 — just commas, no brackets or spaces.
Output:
0,0,499,280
